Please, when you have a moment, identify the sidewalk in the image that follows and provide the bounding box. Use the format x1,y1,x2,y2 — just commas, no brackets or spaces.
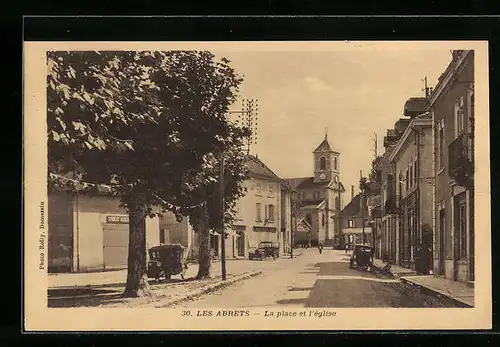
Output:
400,275,474,307
49,255,303,289
372,258,474,307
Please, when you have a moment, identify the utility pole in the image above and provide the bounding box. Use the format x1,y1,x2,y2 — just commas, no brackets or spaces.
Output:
221,98,258,280
219,154,226,281
360,169,366,245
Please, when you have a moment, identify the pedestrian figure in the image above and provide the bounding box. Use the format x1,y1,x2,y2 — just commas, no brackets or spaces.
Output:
318,243,323,254
345,243,349,253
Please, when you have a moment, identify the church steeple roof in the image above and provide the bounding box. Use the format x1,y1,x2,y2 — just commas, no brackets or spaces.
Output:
313,133,336,153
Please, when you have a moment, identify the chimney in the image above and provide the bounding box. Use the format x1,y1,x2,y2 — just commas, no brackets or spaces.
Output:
351,185,354,201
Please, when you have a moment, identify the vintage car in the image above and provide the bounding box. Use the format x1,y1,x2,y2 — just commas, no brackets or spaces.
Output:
146,244,188,281
349,244,374,272
248,241,279,260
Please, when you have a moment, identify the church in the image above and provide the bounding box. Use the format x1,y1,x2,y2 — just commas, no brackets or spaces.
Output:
287,133,345,247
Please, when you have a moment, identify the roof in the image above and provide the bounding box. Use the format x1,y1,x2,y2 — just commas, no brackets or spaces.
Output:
296,177,329,189
300,199,325,209
388,116,432,163
297,217,312,231
246,155,281,182
341,193,366,218
313,134,336,153
403,97,429,117
289,176,345,192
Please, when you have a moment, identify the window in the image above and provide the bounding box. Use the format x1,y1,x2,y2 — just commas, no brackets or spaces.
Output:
468,87,474,131
256,183,262,194
322,213,325,227
335,196,340,210
468,87,475,159
414,159,418,187
314,191,320,200
160,229,166,244
256,203,262,221
348,220,354,228
268,204,275,221
320,156,326,170
438,122,445,170
334,157,338,171
409,163,413,190
455,96,465,137
269,183,273,193
458,202,467,259
405,168,409,194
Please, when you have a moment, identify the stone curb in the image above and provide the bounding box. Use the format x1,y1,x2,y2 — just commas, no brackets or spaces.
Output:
399,277,473,308
150,270,263,308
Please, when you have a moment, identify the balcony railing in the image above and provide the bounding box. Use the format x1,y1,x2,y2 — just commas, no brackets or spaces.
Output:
448,133,474,188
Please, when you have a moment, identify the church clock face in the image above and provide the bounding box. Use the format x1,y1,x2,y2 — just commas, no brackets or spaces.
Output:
319,172,327,180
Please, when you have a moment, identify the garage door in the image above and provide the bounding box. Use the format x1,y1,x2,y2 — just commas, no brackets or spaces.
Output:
103,223,129,269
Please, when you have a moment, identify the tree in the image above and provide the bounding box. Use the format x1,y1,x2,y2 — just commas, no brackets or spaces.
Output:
47,50,248,296
165,130,250,279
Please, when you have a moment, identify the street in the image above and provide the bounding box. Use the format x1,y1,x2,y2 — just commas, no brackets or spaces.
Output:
175,248,451,308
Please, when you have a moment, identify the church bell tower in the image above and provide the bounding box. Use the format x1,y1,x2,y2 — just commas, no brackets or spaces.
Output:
313,132,340,185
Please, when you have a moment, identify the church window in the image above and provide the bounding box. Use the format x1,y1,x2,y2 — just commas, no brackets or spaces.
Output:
320,156,326,170
335,196,340,210
322,213,325,226
334,157,338,170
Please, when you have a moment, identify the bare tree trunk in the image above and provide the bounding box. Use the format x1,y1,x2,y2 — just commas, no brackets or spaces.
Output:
195,203,212,279
124,200,152,297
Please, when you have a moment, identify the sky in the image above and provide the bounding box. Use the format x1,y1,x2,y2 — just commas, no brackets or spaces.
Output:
215,44,453,204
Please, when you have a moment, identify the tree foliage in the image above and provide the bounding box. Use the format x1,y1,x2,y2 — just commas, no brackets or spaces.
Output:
48,50,247,215
47,50,250,293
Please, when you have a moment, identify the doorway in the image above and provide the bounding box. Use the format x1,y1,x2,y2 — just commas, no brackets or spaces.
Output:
237,233,245,257
438,207,446,275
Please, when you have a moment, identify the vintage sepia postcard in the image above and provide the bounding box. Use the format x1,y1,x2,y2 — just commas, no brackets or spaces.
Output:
23,41,491,331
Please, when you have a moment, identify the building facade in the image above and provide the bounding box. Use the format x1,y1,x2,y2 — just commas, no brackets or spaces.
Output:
389,112,433,271
379,118,411,264
430,50,475,283
287,134,345,247
341,193,373,247
159,154,290,260
48,192,160,273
